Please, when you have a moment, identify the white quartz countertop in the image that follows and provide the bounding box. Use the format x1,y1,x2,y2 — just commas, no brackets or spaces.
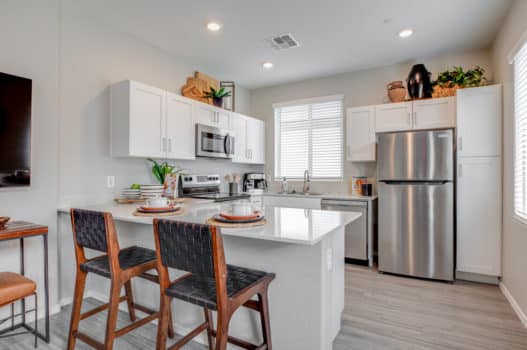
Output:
58,201,361,246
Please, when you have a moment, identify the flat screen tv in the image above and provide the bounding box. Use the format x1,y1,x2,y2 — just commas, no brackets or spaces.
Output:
0,72,32,187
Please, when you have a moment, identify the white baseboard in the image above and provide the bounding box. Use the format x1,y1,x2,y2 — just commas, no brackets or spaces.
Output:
500,282,527,328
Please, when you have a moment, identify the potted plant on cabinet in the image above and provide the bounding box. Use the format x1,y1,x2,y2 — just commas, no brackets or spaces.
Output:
432,66,488,97
203,86,232,108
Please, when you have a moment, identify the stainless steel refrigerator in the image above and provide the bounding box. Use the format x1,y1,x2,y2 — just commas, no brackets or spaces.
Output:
377,129,454,281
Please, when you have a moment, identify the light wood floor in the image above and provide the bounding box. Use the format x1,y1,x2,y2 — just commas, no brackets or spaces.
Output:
3,265,527,349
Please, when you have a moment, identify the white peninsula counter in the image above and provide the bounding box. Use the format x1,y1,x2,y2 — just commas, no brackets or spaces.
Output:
57,201,361,350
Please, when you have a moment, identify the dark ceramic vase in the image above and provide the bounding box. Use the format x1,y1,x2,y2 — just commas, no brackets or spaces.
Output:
407,64,432,99
212,96,223,107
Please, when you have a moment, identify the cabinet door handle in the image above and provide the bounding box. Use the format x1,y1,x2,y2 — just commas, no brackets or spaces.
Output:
458,137,463,152
348,145,351,158
168,138,172,153
162,137,167,152
408,112,412,127
413,111,417,127
458,164,462,178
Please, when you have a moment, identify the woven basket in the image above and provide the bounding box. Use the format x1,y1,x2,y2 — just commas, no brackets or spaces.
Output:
432,84,461,98
387,81,407,103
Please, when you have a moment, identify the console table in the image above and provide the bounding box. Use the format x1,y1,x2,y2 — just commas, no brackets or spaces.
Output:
0,221,49,343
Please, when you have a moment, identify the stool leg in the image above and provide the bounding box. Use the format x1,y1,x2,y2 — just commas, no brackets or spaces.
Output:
124,280,137,322
258,288,272,350
203,308,214,350
156,294,171,350
67,270,87,350
167,305,175,339
104,280,122,350
215,312,231,350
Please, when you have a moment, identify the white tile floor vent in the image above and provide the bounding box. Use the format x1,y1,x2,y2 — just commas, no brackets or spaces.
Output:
266,33,300,50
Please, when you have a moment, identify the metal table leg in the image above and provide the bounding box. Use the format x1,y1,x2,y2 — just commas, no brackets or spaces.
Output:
20,238,25,325
43,234,50,342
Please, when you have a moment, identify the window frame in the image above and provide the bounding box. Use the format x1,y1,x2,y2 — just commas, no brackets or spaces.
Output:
273,95,344,181
513,39,527,225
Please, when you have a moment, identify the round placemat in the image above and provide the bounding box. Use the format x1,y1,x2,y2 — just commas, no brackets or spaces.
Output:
133,208,184,217
206,217,267,228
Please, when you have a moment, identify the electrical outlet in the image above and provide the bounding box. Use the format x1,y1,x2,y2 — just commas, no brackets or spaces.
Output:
107,176,115,188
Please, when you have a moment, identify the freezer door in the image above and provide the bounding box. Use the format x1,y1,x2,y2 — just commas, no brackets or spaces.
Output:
378,182,454,281
377,129,454,181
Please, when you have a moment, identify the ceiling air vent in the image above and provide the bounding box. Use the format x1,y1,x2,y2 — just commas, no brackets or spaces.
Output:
266,33,300,50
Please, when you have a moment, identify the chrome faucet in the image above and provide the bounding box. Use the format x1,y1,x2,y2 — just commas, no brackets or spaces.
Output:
303,169,311,194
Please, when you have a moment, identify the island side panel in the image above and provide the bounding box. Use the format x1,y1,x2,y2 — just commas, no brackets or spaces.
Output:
58,214,345,350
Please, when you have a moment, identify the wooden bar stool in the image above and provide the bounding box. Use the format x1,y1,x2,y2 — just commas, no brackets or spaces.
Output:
153,219,275,350
68,209,174,350
0,272,38,347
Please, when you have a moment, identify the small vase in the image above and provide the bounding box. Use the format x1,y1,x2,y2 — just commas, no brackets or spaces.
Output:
407,64,432,99
212,96,223,108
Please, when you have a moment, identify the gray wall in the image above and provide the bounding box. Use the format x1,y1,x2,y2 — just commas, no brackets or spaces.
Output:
0,0,61,317
59,3,259,208
250,48,493,194
0,1,258,317
492,0,527,322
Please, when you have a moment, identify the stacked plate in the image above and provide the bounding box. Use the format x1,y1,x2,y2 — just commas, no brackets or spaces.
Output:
122,188,141,199
140,184,164,199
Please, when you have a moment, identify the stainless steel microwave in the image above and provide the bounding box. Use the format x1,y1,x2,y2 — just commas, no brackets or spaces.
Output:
195,124,235,159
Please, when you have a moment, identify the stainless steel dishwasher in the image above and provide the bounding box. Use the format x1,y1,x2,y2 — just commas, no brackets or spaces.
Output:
321,199,368,263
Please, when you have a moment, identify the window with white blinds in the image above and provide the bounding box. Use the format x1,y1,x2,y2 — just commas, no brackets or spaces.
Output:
274,96,343,180
514,41,527,221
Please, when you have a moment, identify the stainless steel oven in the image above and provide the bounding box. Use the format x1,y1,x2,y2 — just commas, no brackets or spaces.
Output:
195,124,235,159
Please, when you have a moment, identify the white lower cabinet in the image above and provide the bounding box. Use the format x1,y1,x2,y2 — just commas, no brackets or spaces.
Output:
456,157,501,276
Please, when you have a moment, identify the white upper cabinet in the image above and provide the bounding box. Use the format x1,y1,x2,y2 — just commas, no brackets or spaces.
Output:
375,98,455,133
375,102,413,132
111,80,263,163
231,113,265,164
412,97,456,130
346,106,376,161
165,92,195,160
111,80,166,158
195,101,230,129
457,85,502,157
246,117,265,164
231,113,248,163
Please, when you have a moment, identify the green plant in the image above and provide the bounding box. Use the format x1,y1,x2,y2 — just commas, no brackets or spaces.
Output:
202,86,232,99
433,66,488,88
147,159,185,184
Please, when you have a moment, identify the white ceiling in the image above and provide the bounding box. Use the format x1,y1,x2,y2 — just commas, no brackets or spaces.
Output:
71,0,512,89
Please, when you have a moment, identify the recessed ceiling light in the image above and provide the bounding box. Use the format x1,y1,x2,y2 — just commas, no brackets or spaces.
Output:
207,22,222,32
399,29,414,38
262,62,274,69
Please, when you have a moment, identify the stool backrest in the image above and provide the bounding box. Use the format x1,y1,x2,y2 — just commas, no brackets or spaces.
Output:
70,209,121,271
153,220,228,305
71,209,108,252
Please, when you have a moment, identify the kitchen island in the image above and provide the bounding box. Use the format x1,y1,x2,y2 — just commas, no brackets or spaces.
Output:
57,200,361,350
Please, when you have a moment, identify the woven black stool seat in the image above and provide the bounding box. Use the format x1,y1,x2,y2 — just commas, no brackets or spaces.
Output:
80,246,156,278
165,264,274,310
